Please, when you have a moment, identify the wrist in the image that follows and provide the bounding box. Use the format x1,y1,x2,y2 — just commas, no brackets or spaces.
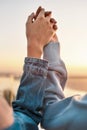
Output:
27,42,43,58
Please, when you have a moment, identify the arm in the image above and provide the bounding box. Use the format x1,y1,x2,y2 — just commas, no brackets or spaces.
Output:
43,36,67,107
32,6,67,111
12,8,56,123
43,41,67,89
5,8,56,130
13,58,48,124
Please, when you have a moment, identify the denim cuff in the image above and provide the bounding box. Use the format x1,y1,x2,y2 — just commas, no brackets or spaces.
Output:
43,42,60,64
43,42,67,89
24,57,48,77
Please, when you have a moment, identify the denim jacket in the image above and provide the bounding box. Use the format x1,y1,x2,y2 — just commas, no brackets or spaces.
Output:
5,42,87,130
5,42,67,130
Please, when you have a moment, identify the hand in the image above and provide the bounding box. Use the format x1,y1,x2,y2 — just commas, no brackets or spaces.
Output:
0,97,14,129
26,8,56,58
34,6,58,31
35,6,58,43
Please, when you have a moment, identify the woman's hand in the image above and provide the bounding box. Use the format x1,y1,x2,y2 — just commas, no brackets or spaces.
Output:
26,7,57,58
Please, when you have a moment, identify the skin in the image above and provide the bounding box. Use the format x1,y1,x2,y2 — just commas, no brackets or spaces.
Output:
26,8,57,58
0,97,14,129
34,6,58,44
35,6,58,30
0,7,58,129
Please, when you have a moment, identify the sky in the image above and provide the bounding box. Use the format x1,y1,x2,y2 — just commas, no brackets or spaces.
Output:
0,0,87,76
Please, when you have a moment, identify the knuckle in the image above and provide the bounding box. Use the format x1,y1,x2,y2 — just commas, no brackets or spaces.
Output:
50,30,54,35
46,21,49,25
39,16,44,21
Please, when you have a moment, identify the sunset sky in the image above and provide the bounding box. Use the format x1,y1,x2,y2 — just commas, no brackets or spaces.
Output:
0,0,87,76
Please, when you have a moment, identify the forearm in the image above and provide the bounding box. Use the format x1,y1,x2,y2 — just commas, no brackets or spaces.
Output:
43,42,67,89
13,57,48,124
43,42,67,107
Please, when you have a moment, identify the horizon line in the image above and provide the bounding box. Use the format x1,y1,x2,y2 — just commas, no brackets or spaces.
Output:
0,72,87,79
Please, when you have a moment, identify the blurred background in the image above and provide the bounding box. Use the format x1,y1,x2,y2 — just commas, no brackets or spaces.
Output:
0,0,87,126
0,0,87,129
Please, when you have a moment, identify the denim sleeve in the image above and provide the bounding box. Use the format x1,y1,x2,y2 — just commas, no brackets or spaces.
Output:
43,42,67,107
42,43,87,130
43,42,67,89
8,57,48,130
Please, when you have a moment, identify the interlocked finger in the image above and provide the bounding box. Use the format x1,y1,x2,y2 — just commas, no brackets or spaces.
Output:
26,13,35,24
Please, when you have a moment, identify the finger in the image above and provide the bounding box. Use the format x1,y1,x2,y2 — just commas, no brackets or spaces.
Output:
50,18,57,24
26,13,35,24
53,34,58,41
50,30,56,40
37,8,45,19
45,12,52,21
45,11,52,17
35,9,52,20
53,24,58,30
34,6,42,19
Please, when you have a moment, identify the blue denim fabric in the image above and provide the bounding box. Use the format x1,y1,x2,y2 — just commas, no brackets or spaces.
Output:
5,58,48,130
4,42,87,130
41,95,87,130
41,42,87,130
5,112,38,130
43,42,67,107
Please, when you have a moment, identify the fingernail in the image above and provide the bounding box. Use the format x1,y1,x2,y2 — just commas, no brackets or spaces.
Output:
31,12,34,15
45,11,52,17
39,6,42,9
50,18,57,23
53,24,58,30
48,11,52,14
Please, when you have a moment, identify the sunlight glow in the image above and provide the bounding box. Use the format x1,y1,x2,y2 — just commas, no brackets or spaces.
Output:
0,0,87,76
